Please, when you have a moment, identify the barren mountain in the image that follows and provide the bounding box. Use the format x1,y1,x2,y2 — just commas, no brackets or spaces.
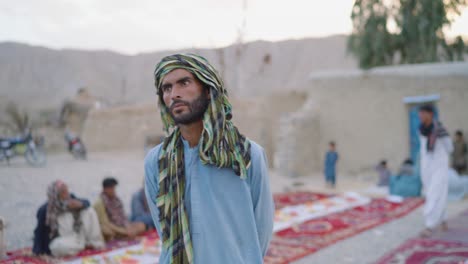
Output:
0,35,357,110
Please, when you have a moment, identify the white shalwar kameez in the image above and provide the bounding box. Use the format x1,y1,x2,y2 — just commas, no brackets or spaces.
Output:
49,208,104,257
419,134,453,229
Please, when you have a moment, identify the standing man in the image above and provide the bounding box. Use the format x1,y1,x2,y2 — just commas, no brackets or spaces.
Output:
145,54,274,264
453,130,467,174
418,104,453,237
324,141,338,188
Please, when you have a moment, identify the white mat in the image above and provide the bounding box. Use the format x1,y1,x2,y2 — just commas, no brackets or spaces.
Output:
273,192,371,232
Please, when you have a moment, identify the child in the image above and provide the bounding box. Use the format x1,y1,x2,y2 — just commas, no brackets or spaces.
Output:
376,160,391,186
324,141,339,188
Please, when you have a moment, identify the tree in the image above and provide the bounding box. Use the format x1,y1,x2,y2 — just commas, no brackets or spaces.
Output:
0,102,30,134
348,0,395,68
348,0,467,68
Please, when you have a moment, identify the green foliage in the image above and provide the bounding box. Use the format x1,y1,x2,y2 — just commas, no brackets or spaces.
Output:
349,0,467,68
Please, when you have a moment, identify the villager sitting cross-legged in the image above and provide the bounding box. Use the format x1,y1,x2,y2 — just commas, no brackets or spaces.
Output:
94,177,146,241
32,180,104,257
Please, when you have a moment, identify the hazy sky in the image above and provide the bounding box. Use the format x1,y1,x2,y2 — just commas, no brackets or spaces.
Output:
1,0,467,54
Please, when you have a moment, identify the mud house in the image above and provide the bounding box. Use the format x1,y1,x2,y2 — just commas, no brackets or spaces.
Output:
275,62,468,177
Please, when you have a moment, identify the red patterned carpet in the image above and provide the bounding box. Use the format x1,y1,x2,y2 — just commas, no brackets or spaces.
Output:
265,197,424,264
375,209,468,264
2,232,157,264
375,239,468,264
273,192,330,209
1,193,423,264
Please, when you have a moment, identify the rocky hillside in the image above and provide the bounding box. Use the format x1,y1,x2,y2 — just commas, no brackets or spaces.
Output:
0,35,357,110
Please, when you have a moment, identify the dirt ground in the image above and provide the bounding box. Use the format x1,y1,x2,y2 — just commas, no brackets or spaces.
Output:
1,150,467,263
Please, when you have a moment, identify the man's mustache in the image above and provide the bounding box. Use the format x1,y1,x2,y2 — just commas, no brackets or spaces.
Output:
169,100,190,111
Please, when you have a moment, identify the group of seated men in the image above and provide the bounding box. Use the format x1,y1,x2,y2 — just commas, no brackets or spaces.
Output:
375,159,422,198
32,177,154,257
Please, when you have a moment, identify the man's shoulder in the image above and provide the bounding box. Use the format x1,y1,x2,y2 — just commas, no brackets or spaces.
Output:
144,143,163,166
93,196,104,206
248,139,267,164
37,203,48,215
248,139,264,155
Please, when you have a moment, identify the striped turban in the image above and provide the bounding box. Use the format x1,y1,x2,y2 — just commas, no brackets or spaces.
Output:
153,54,251,263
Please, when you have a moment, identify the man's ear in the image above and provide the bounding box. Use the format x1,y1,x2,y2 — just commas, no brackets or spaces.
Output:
205,86,211,99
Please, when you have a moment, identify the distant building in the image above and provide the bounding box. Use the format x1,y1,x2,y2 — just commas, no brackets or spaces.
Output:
275,62,468,177
81,62,468,178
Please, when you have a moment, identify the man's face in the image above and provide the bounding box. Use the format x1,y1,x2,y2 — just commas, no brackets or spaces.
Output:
418,111,433,125
59,185,70,201
161,69,209,125
104,186,116,198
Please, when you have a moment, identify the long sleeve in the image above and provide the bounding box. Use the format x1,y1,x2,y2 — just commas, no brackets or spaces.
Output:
249,146,274,257
70,194,90,209
144,146,162,237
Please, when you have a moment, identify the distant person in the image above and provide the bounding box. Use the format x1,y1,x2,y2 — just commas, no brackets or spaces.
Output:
389,159,422,197
398,159,415,176
375,160,391,186
32,180,104,257
130,186,154,229
324,141,339,188
58,87,97,136
448,168,468,201
93,177,146,241
418,104,453,237
145,54,274,263
452,130,467,174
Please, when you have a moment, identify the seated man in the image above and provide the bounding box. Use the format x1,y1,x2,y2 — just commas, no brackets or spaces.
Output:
389,159,422,197
376,160,391,187
32,180,104,257
130,186,154,229
94,177,146,241
448,168,468,201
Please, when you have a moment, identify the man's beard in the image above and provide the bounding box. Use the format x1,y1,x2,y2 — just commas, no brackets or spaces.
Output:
169,94,209,125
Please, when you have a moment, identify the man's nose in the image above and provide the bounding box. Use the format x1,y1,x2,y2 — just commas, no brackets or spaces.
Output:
170,86,182,100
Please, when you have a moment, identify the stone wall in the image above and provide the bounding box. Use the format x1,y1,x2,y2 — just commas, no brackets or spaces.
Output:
274,100,320,177
82,104,163,152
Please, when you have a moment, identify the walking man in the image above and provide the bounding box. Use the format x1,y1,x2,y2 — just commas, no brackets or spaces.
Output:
418,104,453,237
145,54,274,263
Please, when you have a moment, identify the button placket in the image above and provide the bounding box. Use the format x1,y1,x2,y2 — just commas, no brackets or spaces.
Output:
189,149,201,236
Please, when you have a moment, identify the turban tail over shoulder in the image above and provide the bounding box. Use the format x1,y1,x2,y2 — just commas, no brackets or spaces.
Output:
153,54,251,264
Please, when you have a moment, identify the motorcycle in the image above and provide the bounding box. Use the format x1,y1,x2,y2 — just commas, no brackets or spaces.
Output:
65,130,87,160
0,129,46,166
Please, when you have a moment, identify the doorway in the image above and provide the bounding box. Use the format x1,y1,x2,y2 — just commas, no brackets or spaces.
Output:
404,94,440,176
